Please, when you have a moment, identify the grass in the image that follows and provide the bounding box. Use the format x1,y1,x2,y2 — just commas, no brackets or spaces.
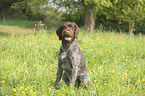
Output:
0,19,37,35
0,20,145,96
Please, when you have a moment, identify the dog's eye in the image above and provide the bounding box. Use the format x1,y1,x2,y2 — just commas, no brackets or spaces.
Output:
63,26,66,29
68,25,74,29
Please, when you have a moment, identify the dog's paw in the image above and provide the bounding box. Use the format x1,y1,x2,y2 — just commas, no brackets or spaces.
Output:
54,84,59,89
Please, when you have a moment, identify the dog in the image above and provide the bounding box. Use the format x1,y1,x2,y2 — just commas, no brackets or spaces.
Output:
54,22,90,88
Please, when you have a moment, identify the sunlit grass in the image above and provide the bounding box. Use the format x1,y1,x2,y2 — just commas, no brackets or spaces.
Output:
0,28,145,95
0,19,37,29
0,19,37,35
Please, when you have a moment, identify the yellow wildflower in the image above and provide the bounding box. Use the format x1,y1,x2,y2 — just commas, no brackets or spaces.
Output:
123,73,127,76
25,88,28,90
134,65,136,68
16,93,18,96
30,90,33,93
17,88,20,90
13,89,16,92
2,51,5,55
20,86,24,89
21,91,25,94
1,80,5,83
142,79,145,82
112,70,115,73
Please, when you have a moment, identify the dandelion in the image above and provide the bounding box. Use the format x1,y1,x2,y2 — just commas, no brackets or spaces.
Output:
33,92,36,94
122,42,126,44
112,70,115,73
21,91,25,94
2,51,5,55
97,83,100,85
13,89,16,92
143,62,145,64
3,60,4,62
16,93,18,96
134,65,136,68
1,80,5,83
142,79,145,82
106,44,109,46
30,90,33,93
25,88,28,90
20,86,24,89
17,88,20,90
123,73,127,76
86,46,87,48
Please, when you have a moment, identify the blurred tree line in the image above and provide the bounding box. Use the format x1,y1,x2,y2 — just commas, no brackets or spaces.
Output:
0,0,145,35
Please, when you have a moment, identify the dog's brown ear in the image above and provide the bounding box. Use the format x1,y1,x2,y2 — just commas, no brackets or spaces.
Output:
73,23,79,39
56,25,62,40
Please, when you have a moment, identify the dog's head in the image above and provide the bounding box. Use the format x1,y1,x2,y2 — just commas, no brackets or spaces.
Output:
56,22,79,44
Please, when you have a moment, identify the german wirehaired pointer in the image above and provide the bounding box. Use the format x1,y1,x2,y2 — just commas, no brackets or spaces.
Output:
54,22,90,88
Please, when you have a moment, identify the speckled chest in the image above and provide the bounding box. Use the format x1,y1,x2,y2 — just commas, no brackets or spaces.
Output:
58,50,74,76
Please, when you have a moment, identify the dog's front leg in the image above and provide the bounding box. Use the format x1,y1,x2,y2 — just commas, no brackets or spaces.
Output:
70,66,78,87
70,56,80,87
54,63,63,89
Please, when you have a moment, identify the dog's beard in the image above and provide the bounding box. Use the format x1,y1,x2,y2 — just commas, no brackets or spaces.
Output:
62,36,74,45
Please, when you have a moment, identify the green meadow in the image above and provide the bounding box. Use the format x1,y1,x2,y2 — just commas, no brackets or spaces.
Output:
0,20,145,96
